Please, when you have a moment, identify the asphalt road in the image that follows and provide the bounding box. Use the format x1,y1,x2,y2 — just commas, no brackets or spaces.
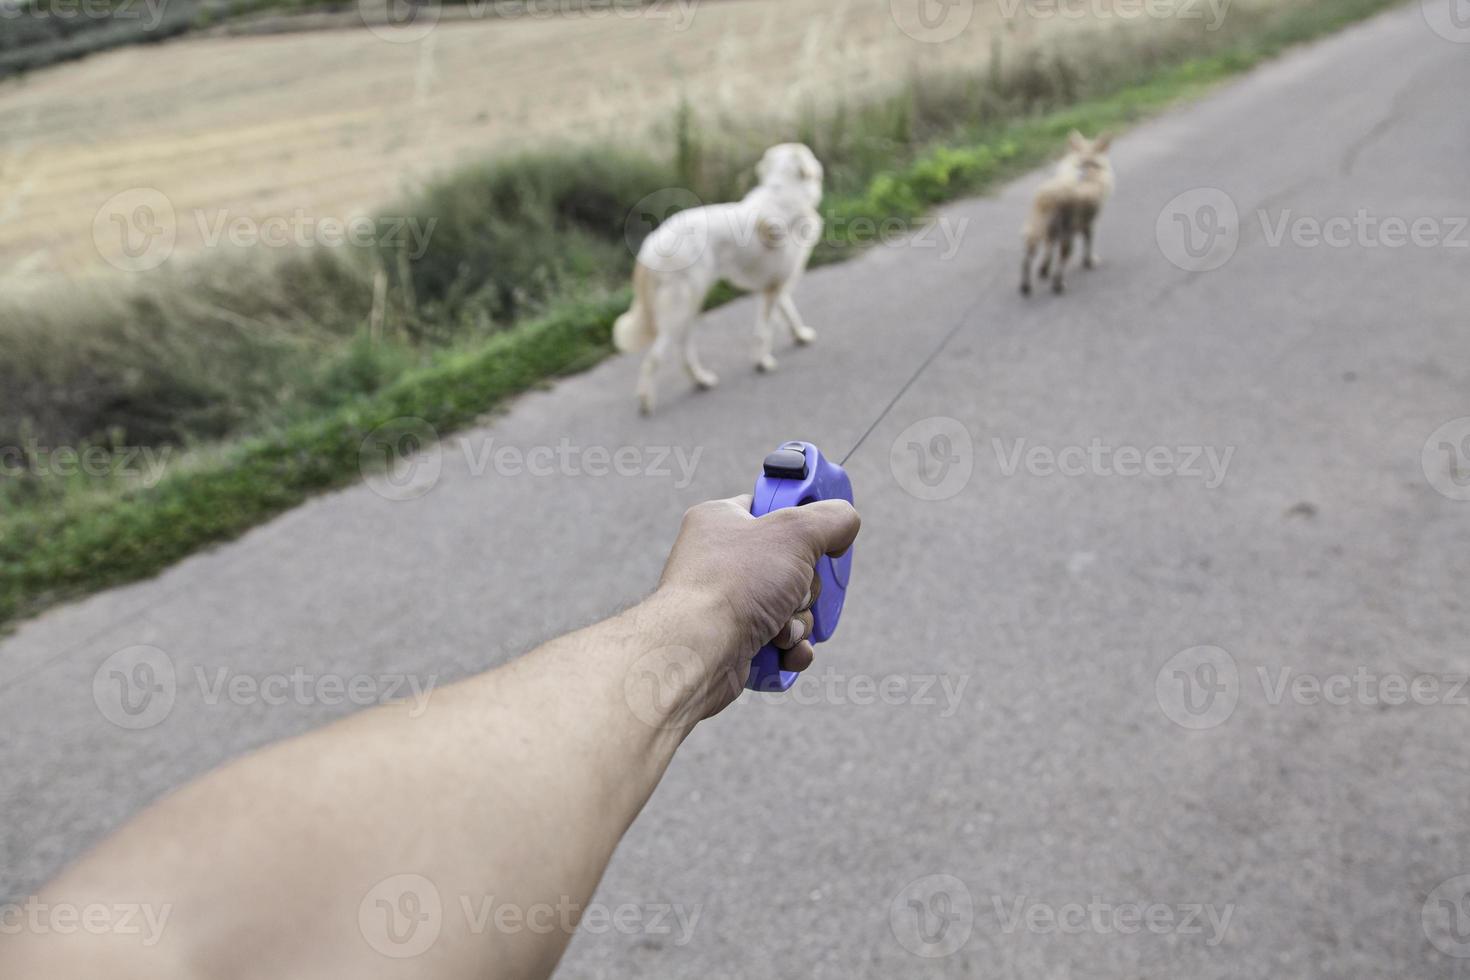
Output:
4,6,1469,977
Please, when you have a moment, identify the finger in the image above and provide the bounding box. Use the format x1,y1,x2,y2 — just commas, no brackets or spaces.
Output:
772,610,815,651
783,499,861,560
726,494,753,512
801,570,822,611
779,640,815,674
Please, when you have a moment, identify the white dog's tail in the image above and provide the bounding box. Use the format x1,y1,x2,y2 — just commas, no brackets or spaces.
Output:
613,262,657,353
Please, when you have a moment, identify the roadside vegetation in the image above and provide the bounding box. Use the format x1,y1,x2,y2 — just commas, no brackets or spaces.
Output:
0,0,1404,629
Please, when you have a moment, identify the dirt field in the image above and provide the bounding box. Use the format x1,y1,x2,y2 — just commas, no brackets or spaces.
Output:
0,0,1193,284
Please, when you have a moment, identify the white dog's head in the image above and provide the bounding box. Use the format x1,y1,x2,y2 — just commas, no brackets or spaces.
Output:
756,143,823,207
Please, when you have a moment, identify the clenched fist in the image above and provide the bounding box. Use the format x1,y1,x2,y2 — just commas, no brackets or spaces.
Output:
653,495,861,719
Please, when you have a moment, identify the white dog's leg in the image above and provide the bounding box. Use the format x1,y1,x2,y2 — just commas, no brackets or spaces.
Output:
680,320,718,390
636,334,670,416
754,289,779,373
777,292,816,346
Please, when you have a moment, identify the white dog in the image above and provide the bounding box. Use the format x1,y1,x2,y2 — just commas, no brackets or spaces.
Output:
613,143,824,415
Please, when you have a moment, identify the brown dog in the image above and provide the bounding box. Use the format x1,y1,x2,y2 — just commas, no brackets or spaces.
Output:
1021,131,1114,296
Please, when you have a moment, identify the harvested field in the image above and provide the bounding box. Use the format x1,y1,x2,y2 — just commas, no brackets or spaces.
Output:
0,0,1216,283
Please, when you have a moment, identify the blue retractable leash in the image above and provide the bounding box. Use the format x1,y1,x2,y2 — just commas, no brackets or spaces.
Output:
745,442,854,692
742,297,985,693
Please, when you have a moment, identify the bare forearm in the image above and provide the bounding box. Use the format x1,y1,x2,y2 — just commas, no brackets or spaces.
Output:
3,496,860,980
3,589,729,980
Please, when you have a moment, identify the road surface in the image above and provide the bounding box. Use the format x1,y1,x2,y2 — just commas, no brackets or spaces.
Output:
3,6,1469,976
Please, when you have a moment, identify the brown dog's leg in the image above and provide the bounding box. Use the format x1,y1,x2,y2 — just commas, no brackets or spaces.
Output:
1053,236,1073,294
1082,223,1099,269
1021,241,1037,296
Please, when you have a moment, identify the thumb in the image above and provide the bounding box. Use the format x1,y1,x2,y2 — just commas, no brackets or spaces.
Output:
783,499,861,560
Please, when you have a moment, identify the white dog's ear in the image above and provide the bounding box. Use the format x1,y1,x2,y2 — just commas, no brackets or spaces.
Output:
1068,129,1086,152
799,159,820,181
1093,132,1112,152
756,150,775,182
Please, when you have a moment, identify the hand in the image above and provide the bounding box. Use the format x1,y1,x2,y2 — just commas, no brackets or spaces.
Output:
652,495,861,721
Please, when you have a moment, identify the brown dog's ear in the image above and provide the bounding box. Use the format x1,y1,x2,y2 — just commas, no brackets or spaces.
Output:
1093,132,1112,152
1068,129,1087,152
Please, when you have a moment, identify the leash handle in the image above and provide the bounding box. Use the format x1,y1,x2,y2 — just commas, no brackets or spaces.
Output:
746,442,854,692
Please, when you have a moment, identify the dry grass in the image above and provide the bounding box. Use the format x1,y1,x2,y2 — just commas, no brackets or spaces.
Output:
0,0,1269,285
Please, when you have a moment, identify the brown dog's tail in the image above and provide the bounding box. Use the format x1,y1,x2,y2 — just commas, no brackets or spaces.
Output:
613,262,657,353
